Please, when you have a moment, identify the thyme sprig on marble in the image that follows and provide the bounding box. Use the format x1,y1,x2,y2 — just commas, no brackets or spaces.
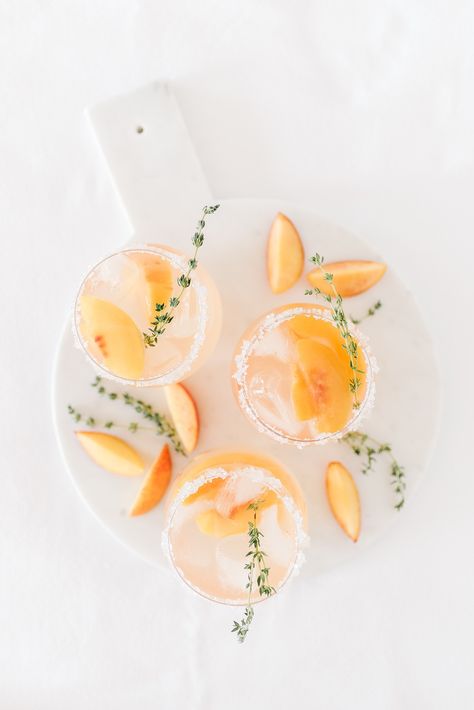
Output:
350,300,382,325
341,431,406,510
90,376,186,454
143,204,220,347
232,500,276,643
305,254,364,408
67,405,147,434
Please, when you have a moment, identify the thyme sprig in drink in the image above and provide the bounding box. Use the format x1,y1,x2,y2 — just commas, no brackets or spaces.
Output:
143,205,219,347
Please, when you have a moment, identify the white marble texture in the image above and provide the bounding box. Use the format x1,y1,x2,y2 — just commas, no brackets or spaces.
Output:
1,2,473,709
53,196,440,576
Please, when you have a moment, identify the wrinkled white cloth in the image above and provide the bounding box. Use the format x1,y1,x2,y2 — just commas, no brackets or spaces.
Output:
1,1,473,708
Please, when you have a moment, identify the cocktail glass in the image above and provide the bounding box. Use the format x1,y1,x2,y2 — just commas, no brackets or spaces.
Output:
162,449,308,605
232,303,376,447
74,244,222,386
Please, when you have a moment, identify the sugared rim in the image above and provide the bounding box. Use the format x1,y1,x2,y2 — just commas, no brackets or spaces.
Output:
73,244,209,387
233,304,378,447
162,464,309,606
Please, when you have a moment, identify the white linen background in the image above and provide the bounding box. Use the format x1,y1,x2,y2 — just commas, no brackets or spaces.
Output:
1,1,473,708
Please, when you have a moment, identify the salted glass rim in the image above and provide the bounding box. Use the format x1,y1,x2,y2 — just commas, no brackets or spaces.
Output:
73,244,209,387
162,464,308,606
233,304,378,447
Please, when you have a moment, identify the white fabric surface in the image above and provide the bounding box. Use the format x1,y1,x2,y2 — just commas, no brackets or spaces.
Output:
1,1,473,708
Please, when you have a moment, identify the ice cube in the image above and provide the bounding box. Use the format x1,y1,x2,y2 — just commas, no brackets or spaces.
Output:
169,499,215,570
258,504,295,569
248,359,301,437
104,253,141,295
166,290,199,338
87,253,146,326
146,338,184,374
254,324,291,360
215,476,265,518
215,533,251,592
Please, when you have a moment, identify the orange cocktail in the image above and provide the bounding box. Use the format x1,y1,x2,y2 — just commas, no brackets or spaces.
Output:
232,303,376,446
74,244,221,386
162,449,308,604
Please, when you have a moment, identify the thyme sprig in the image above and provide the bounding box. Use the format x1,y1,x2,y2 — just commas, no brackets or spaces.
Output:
90,376,186,455
143,204,220,347
350,300,382,325
341,431,406,510
305,254,364,408
67,405,147,434
231,500,276,643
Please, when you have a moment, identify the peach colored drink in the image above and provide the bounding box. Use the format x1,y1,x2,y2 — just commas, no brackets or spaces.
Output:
74,245,221,386
163,450,308,604
232,303,376,446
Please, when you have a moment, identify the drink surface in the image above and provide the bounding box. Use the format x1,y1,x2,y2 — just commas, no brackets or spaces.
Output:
75,246,221,385
164,450,307,605
233,304,375,445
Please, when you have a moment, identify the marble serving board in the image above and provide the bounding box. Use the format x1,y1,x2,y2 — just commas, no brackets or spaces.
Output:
52,84,440,578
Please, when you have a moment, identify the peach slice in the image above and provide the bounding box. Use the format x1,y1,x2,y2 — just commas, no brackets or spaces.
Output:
307,260,386,297
129,253,173,321
288,315,367,398
289,314,352,364
79,296,145,380
184,477,224,506
293,339,353,432
291,365,317,421
129,444,172,516
76,431,144,476
288,313,339,342
196,491,281,538
325,461,361,541
195,508,253,538
267,212,304,294
164,383,199,453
